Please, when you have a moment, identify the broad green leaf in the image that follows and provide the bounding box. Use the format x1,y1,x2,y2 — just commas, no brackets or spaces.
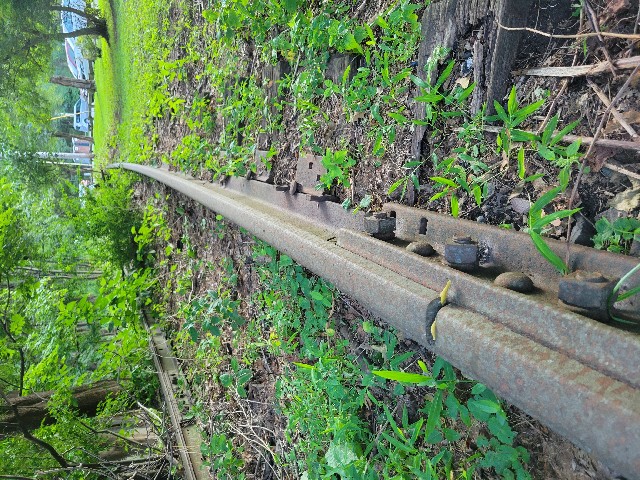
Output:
391,68,412,84
341,65,351,85
403,161,422,169
325,441,359,468
283,0,298,13
411,174,420,192
310,290,325,301
430,176,457,188
493,101,509,124
517,148,526,179
471,383,487,395
551,119,581,146
387,178,405,195
457,174,470,194
511,129,539,142
473,185,482,206
429,190,448,202
451,194,459,217
542,115,558,145
388,112,408,123
537,145,556,161
530,185,562,215
513,98,546,126
410,74,429,88
507,86,517,115
456,82,475,102
424,391,442,444
523,173,544,183
565,140,581,157
471,399,501,414
530,230,567,274
532,208,580,230
293,362,315,369
416,93,444,104
381,432,415,453
371,104,384,124
435,60,455,89
343,33,363,54
372,370,432,384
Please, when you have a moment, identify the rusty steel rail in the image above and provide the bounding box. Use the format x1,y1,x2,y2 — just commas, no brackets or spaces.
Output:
118,163,640,479
142,311,206,480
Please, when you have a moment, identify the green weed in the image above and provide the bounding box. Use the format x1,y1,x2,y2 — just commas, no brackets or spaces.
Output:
593,216,640,254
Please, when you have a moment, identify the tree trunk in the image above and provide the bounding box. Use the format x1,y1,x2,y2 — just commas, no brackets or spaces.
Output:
53,131,94,143
50,76,95,90
47,25,108,42
0,380,121,434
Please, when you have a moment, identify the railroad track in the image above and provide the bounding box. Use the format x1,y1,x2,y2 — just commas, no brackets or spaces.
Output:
117,161,640,479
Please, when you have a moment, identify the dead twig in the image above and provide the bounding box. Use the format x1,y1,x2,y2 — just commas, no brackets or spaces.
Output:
565,64,640,265
601,162,640,182
497,21,640,40
516,55,640,77
583,0,617,76
587,80,639,140
469,125,640,152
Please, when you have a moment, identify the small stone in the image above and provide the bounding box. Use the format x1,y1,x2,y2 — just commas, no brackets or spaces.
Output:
596,208,627,224
476,215,486,223
494,272,534,293
609,187,640,211
406,241,434,257
569,215,596,246
510,197,531,215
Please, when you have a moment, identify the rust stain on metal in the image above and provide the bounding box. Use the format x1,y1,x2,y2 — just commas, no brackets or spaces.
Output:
434,306,640,480
117,163,640,479
336,228,640,389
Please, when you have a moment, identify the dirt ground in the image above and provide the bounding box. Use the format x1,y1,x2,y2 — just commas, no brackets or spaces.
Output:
138,1,639,478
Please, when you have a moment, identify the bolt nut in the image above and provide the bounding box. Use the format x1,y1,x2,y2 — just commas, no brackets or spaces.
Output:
444,237,478,272
558,270,616,322
364,214,396,240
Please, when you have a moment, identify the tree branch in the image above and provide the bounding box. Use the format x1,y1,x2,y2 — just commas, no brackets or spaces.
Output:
0,387,70,468
49,5,106,28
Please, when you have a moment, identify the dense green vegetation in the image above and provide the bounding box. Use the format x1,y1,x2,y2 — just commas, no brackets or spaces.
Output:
1,0,638,478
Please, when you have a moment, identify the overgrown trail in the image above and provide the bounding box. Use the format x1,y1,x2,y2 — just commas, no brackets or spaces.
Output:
93,0,640,478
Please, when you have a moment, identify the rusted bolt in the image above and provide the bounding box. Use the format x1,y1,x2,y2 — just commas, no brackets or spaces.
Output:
364,213,396,240
558,270,616,322
444,235,478,272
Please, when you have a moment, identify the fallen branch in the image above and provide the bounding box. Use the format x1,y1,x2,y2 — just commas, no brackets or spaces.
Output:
588,80,639,140
583,0,616,76
497,21,640,40
515,55,640,77
602,162,640,181
566,64,640,263
0,388,70,468
476,126,640,152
